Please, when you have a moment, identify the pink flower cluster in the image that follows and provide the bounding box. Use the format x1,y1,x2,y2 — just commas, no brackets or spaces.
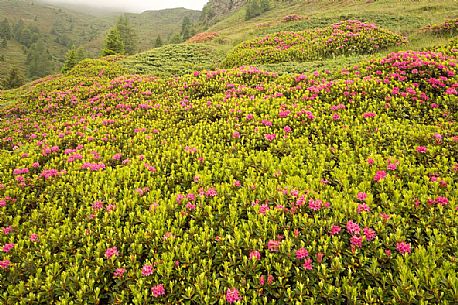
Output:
105,246,118,259
151,284,165,298
226,288,241,303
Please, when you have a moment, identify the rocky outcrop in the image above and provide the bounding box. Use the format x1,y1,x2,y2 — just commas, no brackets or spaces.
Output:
201,0,247,25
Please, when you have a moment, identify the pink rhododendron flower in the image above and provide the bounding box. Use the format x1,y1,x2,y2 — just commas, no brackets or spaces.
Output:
113,268,126,278
308,199,322,211
206,188,218,197
436,196,449,205
112,153,122,160
267,240,280,252
259,204,270,215
105,247,118,259
295,247,309,259
330,225,341,235
356,192,367,201
2,226,12,235
259,275,265,285
142,264,154,276
0,260,11,269
151,284,166,298
362,112,376,118
303,258,313,270
249,250,261,260
363,227,376,241
264,133,276,141
226,288,241,303
387,163,397,171
374,170,387,182
346,220,360,235
357,203,370,213
267,274,274,285
30,234,39,242
350,235,363,248
92,201,104,211
2,243,15,253
416,146,427,153
396,242,412,254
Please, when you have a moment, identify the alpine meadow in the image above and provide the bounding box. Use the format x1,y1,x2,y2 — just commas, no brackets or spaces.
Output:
0,0,457,304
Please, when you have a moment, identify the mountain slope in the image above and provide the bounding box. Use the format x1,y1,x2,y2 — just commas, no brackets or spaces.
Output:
0,0,201,85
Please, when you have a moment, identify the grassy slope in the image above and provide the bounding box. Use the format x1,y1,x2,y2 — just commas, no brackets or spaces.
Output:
0,0,201,83
199,0,458,73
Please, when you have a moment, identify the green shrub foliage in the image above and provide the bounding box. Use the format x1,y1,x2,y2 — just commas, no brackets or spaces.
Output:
0,38,457,304
224,20,406,67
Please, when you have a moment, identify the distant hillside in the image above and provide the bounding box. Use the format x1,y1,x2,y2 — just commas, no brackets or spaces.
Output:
0,0,201,86
201,0,247,25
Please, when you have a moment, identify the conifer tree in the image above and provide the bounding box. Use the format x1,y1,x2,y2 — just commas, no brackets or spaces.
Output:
61,46,86,73
181,17,192,41
116,15,137,54
154,35,163,48
101,27,125,56
0,18,12,40
26,40,53,78
3,67,25,89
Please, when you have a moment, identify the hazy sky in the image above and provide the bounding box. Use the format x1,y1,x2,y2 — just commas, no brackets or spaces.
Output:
41,0,209,12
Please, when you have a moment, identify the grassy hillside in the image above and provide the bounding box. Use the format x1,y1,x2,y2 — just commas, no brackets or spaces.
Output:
0,0,201,85
206,0,458,43
121,44,226,77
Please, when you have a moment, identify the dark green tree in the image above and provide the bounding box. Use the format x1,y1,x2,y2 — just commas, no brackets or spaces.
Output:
26,40,54,78
101,27,125,56
245,0,270,20
61,46,86,73
13,20,25,40
181,16,192,41
3,67,25,89
154,35,163,48
246,0,261,20
0,18,12,40
169,33,183,44
1,38,6,48
116,15,137,54
260,0,271,12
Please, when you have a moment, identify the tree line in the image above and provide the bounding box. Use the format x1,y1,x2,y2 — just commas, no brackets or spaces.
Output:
1,13,198,89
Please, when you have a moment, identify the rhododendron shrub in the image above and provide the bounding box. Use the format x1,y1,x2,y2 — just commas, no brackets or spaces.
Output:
0,46,456,304
224,20,406,66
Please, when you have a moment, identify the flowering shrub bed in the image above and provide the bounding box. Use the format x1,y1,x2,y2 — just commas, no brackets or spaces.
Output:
282,15,303,22
121,44,224,77
223,20,406,66
422,18,458,36
187,32,220,43
0,48,457,304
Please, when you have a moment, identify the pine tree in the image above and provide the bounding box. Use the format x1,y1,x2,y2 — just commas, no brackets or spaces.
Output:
181,17,192,41
101,27,125,56
3,67,25,89
260,0,271,12
0,18,12,40
154,35,163,48
26,40,53,78
246,0,261,20
61,46,86,73
116,15,137,54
